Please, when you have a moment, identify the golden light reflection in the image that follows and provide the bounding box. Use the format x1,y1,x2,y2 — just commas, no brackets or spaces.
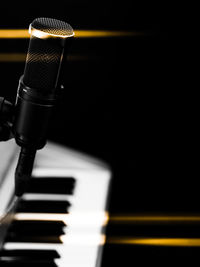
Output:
0,29,141,39
74,30,138,38
107,237,200,247
0,29,29,38
0,53,90,62
0,53,26,62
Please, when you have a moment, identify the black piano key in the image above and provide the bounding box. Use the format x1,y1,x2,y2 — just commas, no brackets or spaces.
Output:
0,249,60,260
0,259,58,267
5,234,62,243
26,177,76,194
7,220,66,236
16,200,71,213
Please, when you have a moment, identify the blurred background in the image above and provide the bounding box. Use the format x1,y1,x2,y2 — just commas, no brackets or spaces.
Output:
1,1,193,265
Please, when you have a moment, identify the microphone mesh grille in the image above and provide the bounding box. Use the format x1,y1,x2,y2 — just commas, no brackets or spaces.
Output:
31,17,74,37
23,36,62,91
23,18,73,92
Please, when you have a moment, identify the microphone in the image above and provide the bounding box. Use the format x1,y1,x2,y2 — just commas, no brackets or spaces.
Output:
13,18,74,196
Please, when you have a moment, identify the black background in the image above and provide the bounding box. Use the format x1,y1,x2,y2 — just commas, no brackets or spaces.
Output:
0,1,189,265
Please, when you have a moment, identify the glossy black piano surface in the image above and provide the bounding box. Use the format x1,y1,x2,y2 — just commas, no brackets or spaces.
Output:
1,2,198,266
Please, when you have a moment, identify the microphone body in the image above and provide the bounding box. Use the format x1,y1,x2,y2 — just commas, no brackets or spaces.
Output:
14,77,56,150
13,18,74,196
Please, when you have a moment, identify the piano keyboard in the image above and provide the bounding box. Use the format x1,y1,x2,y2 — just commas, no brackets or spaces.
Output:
0,140,112,267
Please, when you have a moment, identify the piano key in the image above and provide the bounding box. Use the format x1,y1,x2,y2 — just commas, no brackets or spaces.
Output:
0,141,19,221
22,193,73,202
16,200,71,213
5,235,62,243
0,259,58,267
13,213,70,222
7,220,66,236
26,177,76,195
13,212,108,227
0,249,60,260
6,220,66,244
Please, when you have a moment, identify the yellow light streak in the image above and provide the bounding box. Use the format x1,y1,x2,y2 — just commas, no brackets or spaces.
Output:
0,29,29,38
0,53,25,62
107,237,200,247
109,215,200,224
74,30,137,38
0,29,140,39
0,53,90,62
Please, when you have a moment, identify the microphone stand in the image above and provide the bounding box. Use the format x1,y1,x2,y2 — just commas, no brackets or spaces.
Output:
0,97,14,142
0,96,35,197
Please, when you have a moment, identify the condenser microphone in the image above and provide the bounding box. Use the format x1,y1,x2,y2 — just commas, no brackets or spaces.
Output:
13,18,74,196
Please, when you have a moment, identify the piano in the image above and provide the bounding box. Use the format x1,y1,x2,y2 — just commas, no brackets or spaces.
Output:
0,139,112,266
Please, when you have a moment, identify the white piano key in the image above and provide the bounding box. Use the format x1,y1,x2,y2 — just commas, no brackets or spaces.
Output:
14,211,108,227
22,193,74,202
0,139,18,184
34,141,110,171
0,140,19,217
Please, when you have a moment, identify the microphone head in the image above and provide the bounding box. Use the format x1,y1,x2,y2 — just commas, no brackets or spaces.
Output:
30,17,74,39
23,18,74,93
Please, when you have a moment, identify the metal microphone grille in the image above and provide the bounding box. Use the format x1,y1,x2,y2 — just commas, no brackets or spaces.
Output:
31,17,74,37
23,18,73,93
